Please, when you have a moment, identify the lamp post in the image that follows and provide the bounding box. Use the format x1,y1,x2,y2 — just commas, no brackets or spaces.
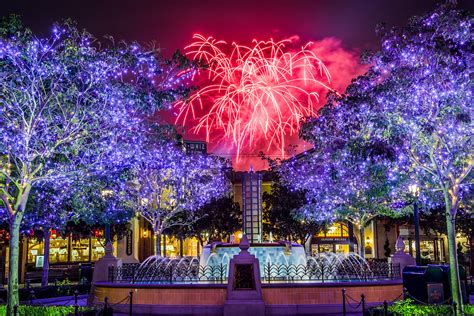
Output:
470,214,474,276
408,184,421,265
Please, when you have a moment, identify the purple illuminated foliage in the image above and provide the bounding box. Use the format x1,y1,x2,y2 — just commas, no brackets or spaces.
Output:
278,90,404,258
280,3,471,311
369,5,472,311
126,137,230,256
0,16,194,313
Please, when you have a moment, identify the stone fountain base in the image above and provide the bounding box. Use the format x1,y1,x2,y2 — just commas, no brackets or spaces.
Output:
94,237,402,314
91,280,403,315
223,235,265,316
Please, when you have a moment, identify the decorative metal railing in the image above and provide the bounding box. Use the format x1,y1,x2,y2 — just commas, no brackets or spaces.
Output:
108,261,400,284
262,261,400,283
108,263,140,283
108,262,228,284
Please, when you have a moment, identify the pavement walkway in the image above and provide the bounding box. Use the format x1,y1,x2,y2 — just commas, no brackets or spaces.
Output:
30,294,88,306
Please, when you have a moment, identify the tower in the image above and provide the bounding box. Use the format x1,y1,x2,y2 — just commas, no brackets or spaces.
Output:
242,169,262,243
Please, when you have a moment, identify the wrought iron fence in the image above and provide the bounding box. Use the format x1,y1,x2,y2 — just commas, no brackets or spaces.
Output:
109,262,228,284
262,261,400,283
108,260,400,284
108,263,140,283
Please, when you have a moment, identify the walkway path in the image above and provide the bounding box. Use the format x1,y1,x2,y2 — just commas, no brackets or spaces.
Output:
30,294,88,306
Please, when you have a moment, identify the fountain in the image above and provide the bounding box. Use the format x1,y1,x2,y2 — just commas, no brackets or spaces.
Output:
199,241,378,282
129,239,387,284
200,241,306,273
129,241,308,283
96,238,403,315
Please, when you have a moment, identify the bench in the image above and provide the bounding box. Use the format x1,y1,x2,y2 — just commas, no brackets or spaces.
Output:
25,269,65,283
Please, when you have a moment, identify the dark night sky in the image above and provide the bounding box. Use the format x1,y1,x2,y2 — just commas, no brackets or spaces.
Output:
3,0,473,53
3,0,473,169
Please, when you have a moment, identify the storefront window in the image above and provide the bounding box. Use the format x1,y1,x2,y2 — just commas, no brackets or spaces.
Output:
311,244,350,255
317,223,349,237
49,238,69,263
163,235,179,257
335,244,349,254
91,238,105,261
71,239,90,262
405,239,444,262
183,238,199,257
161,236,202,257
313,222,352,255
314,244,332,254
27,236,107,264
27,239,44,265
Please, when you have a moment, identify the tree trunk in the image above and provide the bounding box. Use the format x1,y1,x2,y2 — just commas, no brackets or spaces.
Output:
446,211,463,313
304,234,313,255
7,218,21,316
470,236,474,277
41,228,51,287
359,225,365,259
155,233,161,257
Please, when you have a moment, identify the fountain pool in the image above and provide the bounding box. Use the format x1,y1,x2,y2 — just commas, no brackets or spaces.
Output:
126,241,389,283
200,241,306,273
199,241,377,281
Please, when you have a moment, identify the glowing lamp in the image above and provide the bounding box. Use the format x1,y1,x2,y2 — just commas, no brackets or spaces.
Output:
408,184,420,197
101,188,113,198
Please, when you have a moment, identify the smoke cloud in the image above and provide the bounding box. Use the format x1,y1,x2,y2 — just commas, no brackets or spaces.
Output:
172,37,368,171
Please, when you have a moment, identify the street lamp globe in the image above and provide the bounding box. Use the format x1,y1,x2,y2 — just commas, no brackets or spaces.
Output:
408,184,420,197
101,188,114,198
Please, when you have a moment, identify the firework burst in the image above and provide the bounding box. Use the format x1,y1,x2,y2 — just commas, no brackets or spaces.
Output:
175,34,333,161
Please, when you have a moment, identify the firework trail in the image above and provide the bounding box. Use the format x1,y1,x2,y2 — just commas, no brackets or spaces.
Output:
175,34,333,161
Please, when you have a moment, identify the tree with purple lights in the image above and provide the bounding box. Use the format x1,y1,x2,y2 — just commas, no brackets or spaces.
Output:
67,174,135,228
367,4,472,311
278,93,402,258
283,3,471,311
24,174,135,287
0,16,193,313
127,142,230,256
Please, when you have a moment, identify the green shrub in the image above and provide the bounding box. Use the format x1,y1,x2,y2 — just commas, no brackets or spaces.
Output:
369,299,474,316
390,299,452,315
56,279,74,296
0,305,95,316
464,304,474,316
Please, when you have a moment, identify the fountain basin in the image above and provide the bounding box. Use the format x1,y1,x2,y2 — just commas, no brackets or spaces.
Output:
200,242,307,273
91,279,403,315
99,239,402,314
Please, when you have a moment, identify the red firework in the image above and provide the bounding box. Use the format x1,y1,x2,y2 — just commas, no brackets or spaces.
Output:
175,34,333,161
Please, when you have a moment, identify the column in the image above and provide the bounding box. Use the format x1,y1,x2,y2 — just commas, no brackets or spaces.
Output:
348,222,355,253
